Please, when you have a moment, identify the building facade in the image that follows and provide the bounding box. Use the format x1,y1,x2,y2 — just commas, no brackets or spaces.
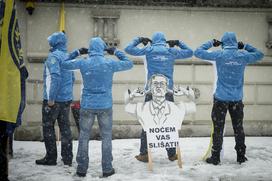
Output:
15,0,272,140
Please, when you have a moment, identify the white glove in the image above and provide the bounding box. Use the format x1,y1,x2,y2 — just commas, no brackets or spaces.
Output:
124,88,145,104
186,87,195,101
173,85,187,96
174,85,197,100
192,88,200,100
131,87,145,98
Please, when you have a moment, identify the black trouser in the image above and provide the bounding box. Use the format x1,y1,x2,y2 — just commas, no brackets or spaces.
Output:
71,107,80,134
211,98,246,156
139,92,176,157
42,100,73,163
0,121,9,180
8,134,13,157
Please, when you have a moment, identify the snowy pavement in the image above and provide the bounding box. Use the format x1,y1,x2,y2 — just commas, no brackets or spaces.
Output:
9,137,272,181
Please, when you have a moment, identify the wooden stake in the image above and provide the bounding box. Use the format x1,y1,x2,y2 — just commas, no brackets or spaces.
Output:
177,146,182,168
147,148,153,171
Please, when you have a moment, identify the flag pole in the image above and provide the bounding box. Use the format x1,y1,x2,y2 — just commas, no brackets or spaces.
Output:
59,1,65,32
56,1,65,146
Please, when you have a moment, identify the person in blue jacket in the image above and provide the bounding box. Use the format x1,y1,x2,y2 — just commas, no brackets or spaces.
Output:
194,32,264,165
35,31,87,166
125,32,193,162
61,37,133,177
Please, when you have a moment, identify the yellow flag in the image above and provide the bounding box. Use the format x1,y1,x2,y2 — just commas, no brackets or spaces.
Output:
59,2,65,32
0,0,23,123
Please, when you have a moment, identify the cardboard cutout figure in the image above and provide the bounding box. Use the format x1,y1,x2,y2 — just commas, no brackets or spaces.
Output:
125,74,198,170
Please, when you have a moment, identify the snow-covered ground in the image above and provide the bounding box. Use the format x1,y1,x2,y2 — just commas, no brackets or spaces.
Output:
9,137,272,181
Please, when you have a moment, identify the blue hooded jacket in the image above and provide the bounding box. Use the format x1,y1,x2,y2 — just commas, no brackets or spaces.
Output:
62,37,133,109
194,32,264,101
125,32,193,90
43,32,80,102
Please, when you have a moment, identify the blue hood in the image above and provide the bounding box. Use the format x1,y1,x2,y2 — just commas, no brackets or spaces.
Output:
47,32,67,52
88,37,107,56
151,32,166,45
221,32,238,49
194,31,264,101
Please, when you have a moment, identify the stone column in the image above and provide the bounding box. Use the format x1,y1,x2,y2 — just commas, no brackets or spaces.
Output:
266,15,272,49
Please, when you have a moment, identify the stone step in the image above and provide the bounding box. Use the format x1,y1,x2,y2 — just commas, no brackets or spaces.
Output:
15,119,272,141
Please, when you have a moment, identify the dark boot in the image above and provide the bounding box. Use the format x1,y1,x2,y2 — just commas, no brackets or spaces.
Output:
236,147,247,164
237,154,248,164
102,168,115,177
35,157,57,166
62,159,72,166
76,171,86,177
166,147,176,161
206,152,220,165
135,154,148,162
168,154,178,161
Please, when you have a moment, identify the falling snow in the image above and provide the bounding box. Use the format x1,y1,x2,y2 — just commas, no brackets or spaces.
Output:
9,137,272,181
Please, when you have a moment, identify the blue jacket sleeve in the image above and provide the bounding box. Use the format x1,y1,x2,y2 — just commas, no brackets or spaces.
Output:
194,40,221,61
61,58,83,70
112,50,133,72
68,49,80,60
243,44,264,64
169,41,193,59
66,50,81,85
124,37,148,56
45,56,61,101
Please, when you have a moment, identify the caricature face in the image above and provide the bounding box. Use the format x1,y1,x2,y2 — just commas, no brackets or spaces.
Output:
150,75,168,97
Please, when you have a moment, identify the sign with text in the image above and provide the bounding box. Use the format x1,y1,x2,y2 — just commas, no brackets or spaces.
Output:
147,126,179,149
